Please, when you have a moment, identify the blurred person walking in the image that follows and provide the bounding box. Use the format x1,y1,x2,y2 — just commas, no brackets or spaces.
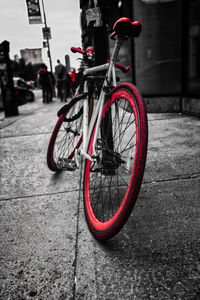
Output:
65,73,71,99
38,64,51,103
55,59,66,102
48,72,56,102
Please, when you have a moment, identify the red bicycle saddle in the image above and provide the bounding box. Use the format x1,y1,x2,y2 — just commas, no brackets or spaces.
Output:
111,17,142,38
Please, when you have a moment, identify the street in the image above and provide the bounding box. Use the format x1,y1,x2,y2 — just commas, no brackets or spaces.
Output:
0,94,200,299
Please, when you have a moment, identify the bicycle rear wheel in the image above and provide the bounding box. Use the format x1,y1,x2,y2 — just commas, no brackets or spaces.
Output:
83,83,148,240
47,96,93,171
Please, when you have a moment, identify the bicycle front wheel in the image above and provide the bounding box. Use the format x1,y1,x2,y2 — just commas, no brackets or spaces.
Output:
83,83,148,240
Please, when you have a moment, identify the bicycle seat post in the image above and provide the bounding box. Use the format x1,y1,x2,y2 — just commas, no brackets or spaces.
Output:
110,36,125,63
104,36,123,88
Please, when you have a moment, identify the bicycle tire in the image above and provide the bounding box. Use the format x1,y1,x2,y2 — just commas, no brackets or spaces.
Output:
83,83,148,240
47,96,93,171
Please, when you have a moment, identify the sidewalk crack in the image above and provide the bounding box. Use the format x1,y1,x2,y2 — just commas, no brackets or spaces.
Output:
143,172,200,185
72,161,83,300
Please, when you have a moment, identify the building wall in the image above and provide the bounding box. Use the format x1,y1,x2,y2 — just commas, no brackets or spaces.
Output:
187,0,200,94
20,48,43,65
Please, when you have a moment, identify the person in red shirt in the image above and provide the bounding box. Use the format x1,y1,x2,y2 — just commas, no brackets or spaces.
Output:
69,68,77,96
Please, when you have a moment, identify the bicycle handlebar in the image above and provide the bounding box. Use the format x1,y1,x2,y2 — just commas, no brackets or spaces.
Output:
116,63,130,73
71,47,85,55
70,47,130,73
107,61,130,73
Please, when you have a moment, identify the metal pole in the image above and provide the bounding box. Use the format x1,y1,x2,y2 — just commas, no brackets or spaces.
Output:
41,0,53,73
0,41,19,116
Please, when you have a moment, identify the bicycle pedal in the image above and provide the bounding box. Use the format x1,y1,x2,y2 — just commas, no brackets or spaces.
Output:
57,158,77,171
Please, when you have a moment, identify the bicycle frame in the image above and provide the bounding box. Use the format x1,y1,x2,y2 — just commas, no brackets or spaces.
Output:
78,36,124,161
47,18,147,240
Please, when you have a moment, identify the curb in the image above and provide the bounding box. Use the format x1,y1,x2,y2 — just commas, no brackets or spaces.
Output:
144,96,200,118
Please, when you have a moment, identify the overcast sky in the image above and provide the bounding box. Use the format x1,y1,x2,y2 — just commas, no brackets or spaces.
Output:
0,0,82,70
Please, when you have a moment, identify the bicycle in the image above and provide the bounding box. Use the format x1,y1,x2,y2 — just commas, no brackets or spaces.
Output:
47,17,148,240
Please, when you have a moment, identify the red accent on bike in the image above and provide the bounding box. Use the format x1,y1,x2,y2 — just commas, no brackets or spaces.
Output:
71,47,85,55
112,17,142,38
107,60,130,73
115,63,130,73
110,31,116,40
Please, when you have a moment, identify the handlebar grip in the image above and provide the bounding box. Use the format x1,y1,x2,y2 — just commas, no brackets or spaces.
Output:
125,66,131,72
115,63,130,73
71,47,85,55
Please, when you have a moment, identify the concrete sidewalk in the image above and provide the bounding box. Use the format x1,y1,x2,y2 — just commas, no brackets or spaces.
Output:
0,96,200,299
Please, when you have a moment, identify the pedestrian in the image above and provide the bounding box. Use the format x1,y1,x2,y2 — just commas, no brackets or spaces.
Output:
48,71,56,102
65,73,71,99
69,68,77,96
55,59,66,102
38,64,51,103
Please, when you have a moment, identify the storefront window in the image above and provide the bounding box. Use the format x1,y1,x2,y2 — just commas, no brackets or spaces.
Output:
134,0,182,95
188,0,200,94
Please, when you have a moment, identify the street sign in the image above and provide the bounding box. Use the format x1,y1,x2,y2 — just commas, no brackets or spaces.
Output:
86,7,102,27
42,27,52,40
43,41,48,48
26,0,42,24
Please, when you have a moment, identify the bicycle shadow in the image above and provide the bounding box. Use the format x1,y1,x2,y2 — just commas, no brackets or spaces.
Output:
94,181,200,298
96,180,199,258
50,170,63,179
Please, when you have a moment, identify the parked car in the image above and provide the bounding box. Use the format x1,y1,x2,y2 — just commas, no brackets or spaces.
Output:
13,77,35,105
